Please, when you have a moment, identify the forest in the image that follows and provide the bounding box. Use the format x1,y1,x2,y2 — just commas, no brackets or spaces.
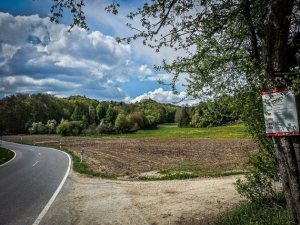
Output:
0,93,242,136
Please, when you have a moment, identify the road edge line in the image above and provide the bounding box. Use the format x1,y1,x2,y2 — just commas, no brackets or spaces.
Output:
32,151,71,225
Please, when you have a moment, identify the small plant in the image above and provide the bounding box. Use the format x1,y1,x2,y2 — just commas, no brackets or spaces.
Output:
159,168,169,174
139,172,199,181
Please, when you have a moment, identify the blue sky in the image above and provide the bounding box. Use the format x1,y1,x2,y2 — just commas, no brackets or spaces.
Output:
0,0,196,104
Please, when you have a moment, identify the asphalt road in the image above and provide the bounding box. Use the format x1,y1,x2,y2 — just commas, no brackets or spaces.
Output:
0,141,71,225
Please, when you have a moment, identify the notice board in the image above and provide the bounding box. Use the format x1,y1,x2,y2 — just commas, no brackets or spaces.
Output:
262,88,300,136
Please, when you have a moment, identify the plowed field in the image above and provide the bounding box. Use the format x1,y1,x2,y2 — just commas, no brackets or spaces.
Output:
4,135,257,178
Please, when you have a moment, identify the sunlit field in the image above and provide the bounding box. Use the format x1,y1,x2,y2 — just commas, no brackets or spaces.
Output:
114,123,250,139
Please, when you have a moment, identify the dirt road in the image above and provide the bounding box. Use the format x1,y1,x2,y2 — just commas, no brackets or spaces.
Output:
40,171,244,225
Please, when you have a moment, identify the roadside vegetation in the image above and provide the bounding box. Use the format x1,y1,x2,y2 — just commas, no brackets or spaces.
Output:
0,147,14,165
214,195,288,225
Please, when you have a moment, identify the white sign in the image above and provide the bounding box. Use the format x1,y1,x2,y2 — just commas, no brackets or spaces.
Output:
262,88,299,136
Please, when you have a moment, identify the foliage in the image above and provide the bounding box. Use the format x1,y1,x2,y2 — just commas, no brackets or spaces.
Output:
115,113,130,133
46,119,58,134
56,121,84,136
235,91,280,204
214,195,289,225
0,93,179,135
126,112,146,129
28,122,48,134
96,122,115,135
105,105,118,124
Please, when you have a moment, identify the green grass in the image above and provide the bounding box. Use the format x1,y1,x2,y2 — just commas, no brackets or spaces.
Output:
0,147,15,165
93,123,250,139
138,160,245,181
58,147,119,179
214,194,289,225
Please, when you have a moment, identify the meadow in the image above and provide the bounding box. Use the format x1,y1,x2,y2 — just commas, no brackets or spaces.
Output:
112,123,250,139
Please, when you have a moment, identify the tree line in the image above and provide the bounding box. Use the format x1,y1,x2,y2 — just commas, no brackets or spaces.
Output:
0,93,242,136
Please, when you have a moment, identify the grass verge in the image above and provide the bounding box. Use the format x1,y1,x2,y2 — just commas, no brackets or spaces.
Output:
213,194,289,225
0,147,15,165
138,160,246,181
58,147,119,179
138,171,244,181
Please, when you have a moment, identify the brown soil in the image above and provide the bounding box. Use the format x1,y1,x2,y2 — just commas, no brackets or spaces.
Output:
5,135,257,177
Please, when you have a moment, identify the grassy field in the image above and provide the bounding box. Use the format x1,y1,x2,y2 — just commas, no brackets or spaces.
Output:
96,123,250,139
0,146,15,165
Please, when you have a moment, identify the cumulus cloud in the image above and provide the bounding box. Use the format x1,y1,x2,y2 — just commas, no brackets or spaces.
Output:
0,12,143,100
130,88,197,105
0,11,193,103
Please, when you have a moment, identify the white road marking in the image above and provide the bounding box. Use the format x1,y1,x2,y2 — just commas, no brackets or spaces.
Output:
32,151,71,225
39,153,41,155
32,161,39,167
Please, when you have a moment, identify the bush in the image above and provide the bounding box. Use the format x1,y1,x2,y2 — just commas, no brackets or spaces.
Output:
96,123,115,135
214,195,288,225
145,115,159,128
28,122,48,134
126,112,145,129
115,114,130,133
56,121,84,136
82,123,98,135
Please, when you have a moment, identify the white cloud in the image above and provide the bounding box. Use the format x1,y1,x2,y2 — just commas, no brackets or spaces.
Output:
139,64,153,75
0,12,136,100
0,10,194,104
147,73,173,82
130,88,189,104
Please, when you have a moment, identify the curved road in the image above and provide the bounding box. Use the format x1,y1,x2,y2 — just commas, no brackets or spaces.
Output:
0,141,71,225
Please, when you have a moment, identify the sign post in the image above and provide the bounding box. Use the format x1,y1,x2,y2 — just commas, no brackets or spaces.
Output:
80,150,84,163
262,88,300,136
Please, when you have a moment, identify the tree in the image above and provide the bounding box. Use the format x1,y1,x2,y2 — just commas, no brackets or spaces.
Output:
71,106,83,121
88,105,96,125
115,113,130,133
50,1,300,222
46,119,58,134
96,103,107,124
126,112,145,129
105,105,118,124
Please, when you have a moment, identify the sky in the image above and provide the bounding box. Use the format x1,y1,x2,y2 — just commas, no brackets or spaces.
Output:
0,0,198,105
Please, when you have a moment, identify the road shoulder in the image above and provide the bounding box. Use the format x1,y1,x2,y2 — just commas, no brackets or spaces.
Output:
41,171,244,225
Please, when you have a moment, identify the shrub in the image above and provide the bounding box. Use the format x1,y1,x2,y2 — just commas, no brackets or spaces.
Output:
126,112,145,129
115,114,130,133
56,121,84,136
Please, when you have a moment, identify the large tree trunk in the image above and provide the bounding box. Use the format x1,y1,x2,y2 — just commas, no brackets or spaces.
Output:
261,1,300,224
272,136,300,223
